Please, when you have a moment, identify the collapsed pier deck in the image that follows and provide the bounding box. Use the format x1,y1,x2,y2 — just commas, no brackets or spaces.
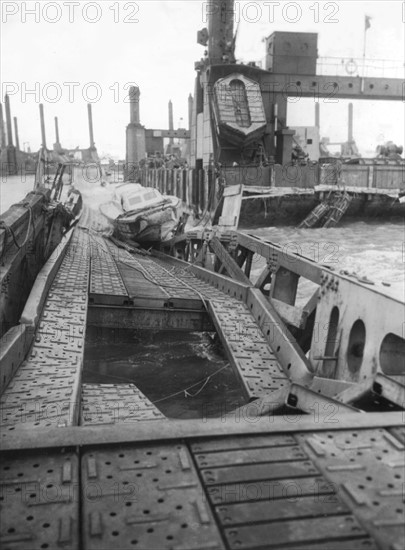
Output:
1,227,404,550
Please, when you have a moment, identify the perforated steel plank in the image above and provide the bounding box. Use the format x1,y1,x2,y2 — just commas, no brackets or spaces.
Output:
0,451,79,550
209,300,288,399
206,476,337,505
89,234,129,305
0,229,90,430
299,428,405,550
81,384,166,425
191,433,376,550
216,495,350,525
200,460,320,485
224,515,370,549
194,445,307,468
81,444,225,550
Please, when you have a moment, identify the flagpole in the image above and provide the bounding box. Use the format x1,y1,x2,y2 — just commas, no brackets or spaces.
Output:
362,26,367,79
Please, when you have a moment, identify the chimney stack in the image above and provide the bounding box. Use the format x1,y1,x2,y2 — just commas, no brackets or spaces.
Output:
129,86,140,124
54,116,62,151
39,103,47,149
188,93,193,131
168,100,174,150
348,103,353,142
13,117,20,151
5,95,14,147
0,104,6,148
88,103,95,148
55,116,60,143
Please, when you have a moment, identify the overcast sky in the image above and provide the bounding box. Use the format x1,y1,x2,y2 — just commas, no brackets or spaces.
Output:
1,1,404,158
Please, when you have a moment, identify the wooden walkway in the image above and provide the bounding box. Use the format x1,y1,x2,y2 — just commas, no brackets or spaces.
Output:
0,226,404,550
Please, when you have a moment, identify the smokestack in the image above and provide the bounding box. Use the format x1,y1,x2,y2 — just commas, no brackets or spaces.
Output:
348,103,353,142
88,104,95,148
0,104,6,148
129,86,140,124
55,117,60,144
5,95,14,147
39,103,47,149
315,102,320,129
188,93,193,131
168,100,174,147
13,117,20,151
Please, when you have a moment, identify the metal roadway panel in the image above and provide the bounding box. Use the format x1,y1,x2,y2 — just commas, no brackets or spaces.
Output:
89,234,129,305
80,384,166,425
81,444,225,550
209,300,288,399
113,246,204,309
191,433,375,550
0,451,79,550
0,229,90,430
299,427,405,550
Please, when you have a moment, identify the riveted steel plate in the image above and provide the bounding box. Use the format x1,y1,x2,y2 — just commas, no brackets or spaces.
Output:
209,301,287,399
81,444,225,549
191,433,373,550
299,428,405,550
224,515,369,549
194,445,308,468
81,384,166,425
216,494,350,525
191,434,296,453
276,542,379,550
205,476,337,505
0,451,79,550
200,460,320,485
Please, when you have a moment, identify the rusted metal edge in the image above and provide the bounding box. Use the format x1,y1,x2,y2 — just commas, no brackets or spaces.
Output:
1,412,403,452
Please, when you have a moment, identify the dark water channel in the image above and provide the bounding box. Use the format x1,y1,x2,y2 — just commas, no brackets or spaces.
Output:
83,327,247,419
